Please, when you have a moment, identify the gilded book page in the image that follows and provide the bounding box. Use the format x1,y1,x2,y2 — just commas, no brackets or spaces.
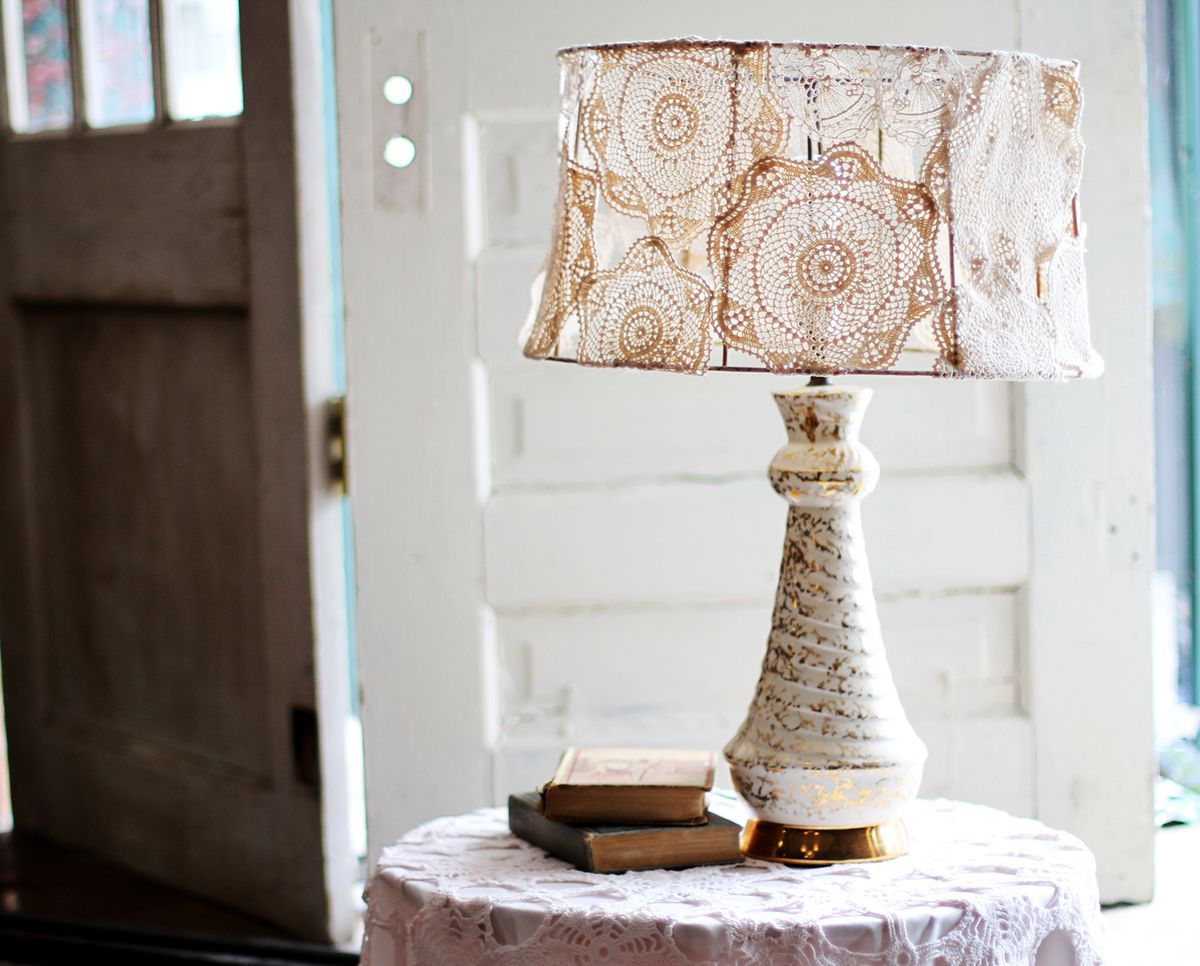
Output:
553,748,715,789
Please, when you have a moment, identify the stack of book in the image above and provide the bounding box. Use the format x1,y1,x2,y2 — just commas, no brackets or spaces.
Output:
508,747,743,873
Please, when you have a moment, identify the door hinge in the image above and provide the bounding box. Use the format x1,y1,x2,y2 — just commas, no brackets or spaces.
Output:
327,395,348,495
290,706,320,790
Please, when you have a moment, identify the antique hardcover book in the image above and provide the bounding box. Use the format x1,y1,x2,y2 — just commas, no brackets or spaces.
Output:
540,747,714,824
509,792,741,873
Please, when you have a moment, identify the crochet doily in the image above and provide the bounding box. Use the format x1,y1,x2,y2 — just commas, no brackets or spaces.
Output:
362,798,1104,965
522,41,1101,380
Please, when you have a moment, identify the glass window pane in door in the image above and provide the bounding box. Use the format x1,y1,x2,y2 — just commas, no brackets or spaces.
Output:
161,0,241,121
3,0,73,133
79,0,154,128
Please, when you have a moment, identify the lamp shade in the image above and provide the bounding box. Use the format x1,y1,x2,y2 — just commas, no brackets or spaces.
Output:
522,40,1101,379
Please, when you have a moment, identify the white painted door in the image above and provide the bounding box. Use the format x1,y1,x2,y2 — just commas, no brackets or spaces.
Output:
0,0,358,942
338,0,1154,902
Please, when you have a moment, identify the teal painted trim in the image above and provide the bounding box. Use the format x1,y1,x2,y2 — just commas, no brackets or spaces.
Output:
317,0,360,716
341,499,360,717
1177,0,1200,703
319,0,347,394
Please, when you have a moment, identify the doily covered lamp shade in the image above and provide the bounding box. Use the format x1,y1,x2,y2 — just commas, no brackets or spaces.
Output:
522,40,1100,866
523,40,1102,380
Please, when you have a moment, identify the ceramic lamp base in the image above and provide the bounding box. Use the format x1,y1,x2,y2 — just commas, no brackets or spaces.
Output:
724,386,927,854
740,818,910,865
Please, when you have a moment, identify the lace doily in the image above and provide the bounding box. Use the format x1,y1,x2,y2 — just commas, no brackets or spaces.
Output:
362,798,1104,965
522,40,1101,380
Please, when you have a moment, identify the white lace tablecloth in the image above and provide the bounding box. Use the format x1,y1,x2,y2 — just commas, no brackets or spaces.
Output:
361,799,1105,965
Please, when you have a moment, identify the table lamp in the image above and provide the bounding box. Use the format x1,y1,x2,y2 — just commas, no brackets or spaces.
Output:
521,40,1099,864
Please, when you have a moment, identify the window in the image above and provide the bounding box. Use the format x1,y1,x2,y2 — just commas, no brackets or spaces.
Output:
161,0,241,121
79,0,155,128
0,0,243,135
3,0,73,132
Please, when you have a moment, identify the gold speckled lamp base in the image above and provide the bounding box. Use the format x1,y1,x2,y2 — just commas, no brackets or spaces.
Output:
740,818,910,865
724,387,928,859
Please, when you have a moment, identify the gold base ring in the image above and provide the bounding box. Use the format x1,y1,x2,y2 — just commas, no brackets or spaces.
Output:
740,818,910,865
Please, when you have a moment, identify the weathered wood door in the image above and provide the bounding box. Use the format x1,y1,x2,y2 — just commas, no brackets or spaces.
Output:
338,0,1153,904
0,1,357,941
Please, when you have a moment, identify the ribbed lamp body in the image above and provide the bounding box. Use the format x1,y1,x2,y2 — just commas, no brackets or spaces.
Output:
724,387,926,829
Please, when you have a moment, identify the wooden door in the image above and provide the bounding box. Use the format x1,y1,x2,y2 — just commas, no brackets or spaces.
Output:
338,0,1153,903
0,0,358,942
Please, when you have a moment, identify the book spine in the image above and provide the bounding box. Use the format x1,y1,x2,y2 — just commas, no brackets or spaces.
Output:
508,795,597,871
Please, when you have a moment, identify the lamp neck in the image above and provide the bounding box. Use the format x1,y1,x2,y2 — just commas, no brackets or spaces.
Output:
769,387,878,503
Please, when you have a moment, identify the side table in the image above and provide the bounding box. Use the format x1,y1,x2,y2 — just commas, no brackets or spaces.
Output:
362,798,1105,965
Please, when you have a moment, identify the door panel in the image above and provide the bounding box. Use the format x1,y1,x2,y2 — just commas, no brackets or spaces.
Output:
27,307,269,775
7,129,246,305
0,0,355,942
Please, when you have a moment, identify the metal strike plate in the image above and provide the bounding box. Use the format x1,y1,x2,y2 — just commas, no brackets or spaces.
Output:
327,395,348,494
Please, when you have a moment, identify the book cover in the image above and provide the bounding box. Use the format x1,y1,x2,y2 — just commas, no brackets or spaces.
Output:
540,747,714,825
509,792,741,873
